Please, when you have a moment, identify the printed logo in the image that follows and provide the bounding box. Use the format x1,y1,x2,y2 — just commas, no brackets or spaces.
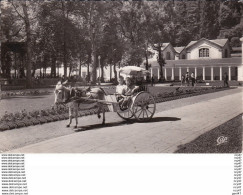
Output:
217,136,228,145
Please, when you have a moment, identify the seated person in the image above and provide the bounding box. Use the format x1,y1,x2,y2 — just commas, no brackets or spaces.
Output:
115,76,126,107
120,77,139,109
116,76,126,95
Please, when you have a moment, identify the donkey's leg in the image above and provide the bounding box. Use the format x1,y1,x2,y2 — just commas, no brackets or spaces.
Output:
97,103,101,119
74,106,78,129
66,106,72,128
102,105,106,125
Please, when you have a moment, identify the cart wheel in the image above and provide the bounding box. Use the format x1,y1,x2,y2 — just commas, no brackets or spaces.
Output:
117,97,134,121
117,108,133,120
132,92,156,122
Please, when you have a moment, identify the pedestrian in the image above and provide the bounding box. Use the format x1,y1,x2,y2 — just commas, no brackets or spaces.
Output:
191,72,195,87
185,72,190,86
223,72,229,87
181,74,185,86
151,76,155,86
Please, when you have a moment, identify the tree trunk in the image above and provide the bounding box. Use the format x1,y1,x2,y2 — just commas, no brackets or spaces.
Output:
62,2,67,79
101,66,104,82
101,60,104,82
31,56,36,77
157,44,164,81
90,25,97,84
145,50,149,70
89,3,97,84
114,63,117,82
79,56,82,77
91,50,97,84
87,63,90,82
5,53,11,78
22,2,32,88
69,65,72,77
51,56,56,78
110,64,112,81
19,54,25,78
32,68,36,77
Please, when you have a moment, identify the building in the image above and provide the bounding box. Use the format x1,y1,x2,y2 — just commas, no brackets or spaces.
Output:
185,38,231,59
147,37,243,81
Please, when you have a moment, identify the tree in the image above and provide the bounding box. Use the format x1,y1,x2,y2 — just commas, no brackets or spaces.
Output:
148,1,170,80
199,1,220,39
7,1,40,87
230,37,241,47
117,1,152,67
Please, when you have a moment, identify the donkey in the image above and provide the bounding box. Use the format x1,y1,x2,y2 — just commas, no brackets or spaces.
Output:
54,83,106,128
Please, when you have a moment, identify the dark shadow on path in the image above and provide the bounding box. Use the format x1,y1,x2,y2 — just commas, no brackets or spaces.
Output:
74,116,181,132
146,117,181,123
74,121,128,132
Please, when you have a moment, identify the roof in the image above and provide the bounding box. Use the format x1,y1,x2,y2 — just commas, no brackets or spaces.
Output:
186,38,228,49
164,57,242,67
174,47,185,53
186,41,197,49
161,43,170,51
210,39,228,47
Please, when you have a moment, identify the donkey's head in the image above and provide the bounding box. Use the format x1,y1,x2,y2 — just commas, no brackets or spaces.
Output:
54,82,70,104
54,89,64,104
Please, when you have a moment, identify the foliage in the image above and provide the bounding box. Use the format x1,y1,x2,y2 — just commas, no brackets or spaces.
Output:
1,1,242,84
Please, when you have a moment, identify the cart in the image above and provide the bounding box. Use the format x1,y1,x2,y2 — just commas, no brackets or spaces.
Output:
104,66,156,122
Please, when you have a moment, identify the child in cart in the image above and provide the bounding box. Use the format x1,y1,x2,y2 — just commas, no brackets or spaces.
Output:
116,77,139,110
116,76,126,95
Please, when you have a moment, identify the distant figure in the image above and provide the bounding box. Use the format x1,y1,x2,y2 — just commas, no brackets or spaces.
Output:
191,72,195,87
185,72,190,86
85,75,90,83
223,72,229,87
181,74,185,86
151,76,155,86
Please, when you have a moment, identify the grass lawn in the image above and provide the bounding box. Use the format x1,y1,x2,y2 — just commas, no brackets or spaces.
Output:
175,114,242,153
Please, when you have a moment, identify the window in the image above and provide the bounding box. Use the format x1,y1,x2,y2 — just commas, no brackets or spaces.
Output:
182,54,186,59
199,48,209,57
166,52,171,60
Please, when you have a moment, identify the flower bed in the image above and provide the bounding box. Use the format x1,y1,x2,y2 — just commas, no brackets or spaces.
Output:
0,89,50,99
0,86,232,131
154,86,230,103
0,90,49,99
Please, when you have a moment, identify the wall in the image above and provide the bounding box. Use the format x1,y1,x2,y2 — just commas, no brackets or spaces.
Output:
187,40,222,59
162,44,175,60
222,41,231,58
179,49,187,59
